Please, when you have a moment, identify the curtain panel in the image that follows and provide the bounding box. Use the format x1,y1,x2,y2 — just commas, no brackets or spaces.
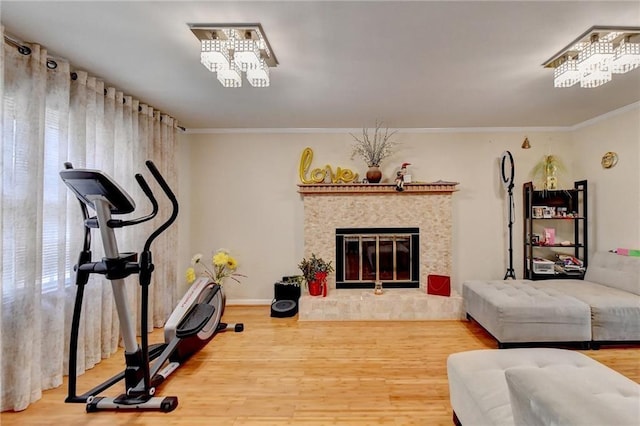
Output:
0,31,180,411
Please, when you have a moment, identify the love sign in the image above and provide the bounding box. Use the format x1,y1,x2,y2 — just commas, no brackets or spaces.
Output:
298,147,359,184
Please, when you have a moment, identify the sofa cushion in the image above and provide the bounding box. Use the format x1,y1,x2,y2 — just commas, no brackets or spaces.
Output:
585,251,640,296
463,280,591,343
506,363,640,426
447,348,604,426
532,279,640,341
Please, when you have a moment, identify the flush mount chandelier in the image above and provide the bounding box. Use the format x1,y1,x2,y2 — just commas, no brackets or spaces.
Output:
543,26,640,88
189,23,278,88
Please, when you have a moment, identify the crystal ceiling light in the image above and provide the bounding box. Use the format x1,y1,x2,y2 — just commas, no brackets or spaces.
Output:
580,65,612,88
246,58,270,88
578,35,613,88
233,33,261,71
190,23,278,88
553,58,580,87
201,38,230,72
577,36,613,71
612,37,640,74
543,26,640,88
216,60,242,88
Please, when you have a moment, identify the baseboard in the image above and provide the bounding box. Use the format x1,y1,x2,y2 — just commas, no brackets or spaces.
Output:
227,298,272,306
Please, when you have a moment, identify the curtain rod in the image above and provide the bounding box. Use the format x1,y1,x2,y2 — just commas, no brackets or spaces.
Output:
4,34,32,56
2,34,184,130
4,34,59,69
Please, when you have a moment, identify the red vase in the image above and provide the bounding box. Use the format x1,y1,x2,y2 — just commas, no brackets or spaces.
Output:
308,273,328,297
308,280,322,296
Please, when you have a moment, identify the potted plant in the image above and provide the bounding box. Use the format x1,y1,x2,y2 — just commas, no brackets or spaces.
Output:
531,154,565,190
350,120,398,183
298,253,334,297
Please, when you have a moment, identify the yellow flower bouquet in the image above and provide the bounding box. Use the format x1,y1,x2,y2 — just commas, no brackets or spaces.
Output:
186,249,246,285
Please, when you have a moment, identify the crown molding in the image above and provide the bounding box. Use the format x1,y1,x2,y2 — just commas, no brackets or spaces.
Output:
569,101,640,131
184,126,570,135
183,103,640,134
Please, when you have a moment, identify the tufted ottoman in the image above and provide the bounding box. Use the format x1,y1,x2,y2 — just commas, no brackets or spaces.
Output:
463,280,591,347
447,348,640,426
506,363,640,426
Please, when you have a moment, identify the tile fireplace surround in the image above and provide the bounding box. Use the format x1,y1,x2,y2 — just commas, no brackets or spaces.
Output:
298,182,463,321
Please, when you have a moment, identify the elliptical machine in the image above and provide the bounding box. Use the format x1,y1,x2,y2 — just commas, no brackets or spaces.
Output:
60,160,243,413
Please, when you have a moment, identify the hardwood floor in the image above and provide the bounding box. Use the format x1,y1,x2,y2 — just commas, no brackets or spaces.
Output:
2,306,639,425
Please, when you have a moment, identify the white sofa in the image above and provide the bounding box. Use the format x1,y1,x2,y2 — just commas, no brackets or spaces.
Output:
463,252,640,348
447,348,640,426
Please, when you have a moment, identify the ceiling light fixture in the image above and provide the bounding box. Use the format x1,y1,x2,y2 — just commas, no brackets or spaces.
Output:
190,23,278,88
543,26,640,88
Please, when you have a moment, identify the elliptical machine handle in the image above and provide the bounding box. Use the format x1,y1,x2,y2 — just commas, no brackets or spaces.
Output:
127,173,159,223
142,161,179,253
107,174,160,228
135,173,159,214
145,161,178,212
137,161,180,393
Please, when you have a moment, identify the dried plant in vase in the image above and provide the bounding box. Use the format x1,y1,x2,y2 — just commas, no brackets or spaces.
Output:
350,120,398,183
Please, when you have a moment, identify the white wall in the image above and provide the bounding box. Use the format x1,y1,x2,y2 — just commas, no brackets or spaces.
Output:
176,127,593,301
571,105,640,253
174,105,639,302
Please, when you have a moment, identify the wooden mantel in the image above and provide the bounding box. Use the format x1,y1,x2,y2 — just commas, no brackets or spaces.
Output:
298,181,459,195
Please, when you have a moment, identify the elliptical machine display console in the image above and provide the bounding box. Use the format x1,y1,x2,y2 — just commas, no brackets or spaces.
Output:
60,160,243,413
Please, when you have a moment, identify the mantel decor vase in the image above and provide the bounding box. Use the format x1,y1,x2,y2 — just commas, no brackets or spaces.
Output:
366,165,382,183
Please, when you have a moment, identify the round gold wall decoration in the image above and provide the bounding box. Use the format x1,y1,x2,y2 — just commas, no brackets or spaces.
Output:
601,151,618,169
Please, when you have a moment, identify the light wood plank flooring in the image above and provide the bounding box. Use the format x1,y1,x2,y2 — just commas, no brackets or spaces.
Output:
2,306,639,425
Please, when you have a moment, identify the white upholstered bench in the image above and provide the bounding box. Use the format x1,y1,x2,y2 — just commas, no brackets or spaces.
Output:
463,280,591,348
463,252,640,348
447,348,640,426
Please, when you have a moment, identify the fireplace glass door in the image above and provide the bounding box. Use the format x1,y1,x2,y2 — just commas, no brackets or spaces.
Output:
336,228,419,289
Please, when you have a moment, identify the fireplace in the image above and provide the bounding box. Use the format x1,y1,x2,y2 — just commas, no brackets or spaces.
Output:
297,182,461,320
336,227,419,289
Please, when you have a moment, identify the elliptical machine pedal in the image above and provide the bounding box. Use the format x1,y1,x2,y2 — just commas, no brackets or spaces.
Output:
175,303,216,339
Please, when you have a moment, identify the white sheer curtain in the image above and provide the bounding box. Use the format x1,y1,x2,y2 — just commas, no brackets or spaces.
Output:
0,32,179,411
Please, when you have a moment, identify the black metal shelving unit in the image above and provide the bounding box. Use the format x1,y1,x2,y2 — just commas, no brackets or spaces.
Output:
523,180,588,280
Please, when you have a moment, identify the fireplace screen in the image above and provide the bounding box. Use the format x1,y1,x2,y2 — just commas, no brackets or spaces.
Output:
336,228,419,289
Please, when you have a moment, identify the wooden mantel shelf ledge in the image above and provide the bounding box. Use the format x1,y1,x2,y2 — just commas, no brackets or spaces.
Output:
298,181,459,195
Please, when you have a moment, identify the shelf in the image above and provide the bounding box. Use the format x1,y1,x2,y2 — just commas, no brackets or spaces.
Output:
530,272,585,280
530,217,585,220
522,180,588,281
528,244,584,248
298,181,458,195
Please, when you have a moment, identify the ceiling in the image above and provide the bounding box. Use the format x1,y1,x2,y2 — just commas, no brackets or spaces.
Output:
2,1,640,130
